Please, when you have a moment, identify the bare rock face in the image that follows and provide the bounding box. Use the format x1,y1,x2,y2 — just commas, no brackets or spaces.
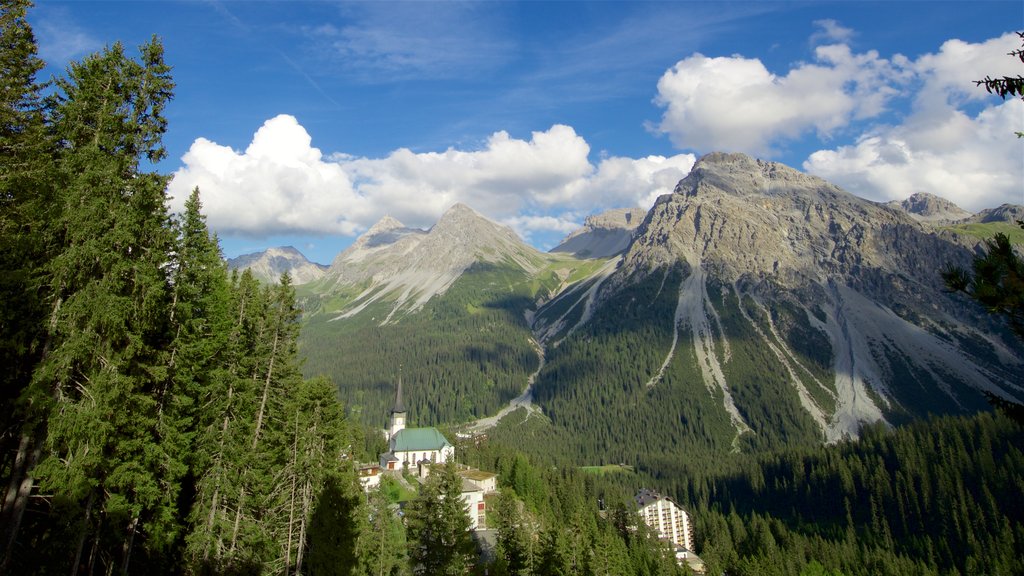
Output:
593,152,1021,441
886,192,972,223
227,246,327,285
320,204,543,319
968,204,1024,224
551,207,646,258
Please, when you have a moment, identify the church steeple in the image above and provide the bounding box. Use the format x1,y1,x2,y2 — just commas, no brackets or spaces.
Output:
388,372,407,440
391,373,407,415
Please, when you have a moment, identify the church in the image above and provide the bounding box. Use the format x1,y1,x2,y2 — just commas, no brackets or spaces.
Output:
379,378,454,470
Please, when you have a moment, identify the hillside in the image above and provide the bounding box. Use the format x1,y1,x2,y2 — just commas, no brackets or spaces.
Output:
298,204,607,426
523,153,1022,463
298,154,1021,465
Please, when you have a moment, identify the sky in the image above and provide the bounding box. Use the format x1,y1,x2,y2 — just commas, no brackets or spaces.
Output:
30,1,1024,265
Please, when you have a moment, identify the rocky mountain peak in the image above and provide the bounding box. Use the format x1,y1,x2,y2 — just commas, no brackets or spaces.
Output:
227,246,327,285
600,152,1018,441
886,192,971,222
366,215,406,234
970,203,1024,224
320,204,542,320
551,207,647,259
673,152,839,202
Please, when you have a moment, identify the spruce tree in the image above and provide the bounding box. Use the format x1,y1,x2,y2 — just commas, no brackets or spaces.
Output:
355,486,408,576
21,37,176,574
0,0,52,568
406,460,475,576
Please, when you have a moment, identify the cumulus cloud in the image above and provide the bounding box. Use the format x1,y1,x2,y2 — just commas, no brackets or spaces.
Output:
652,43,906,155
653,28,1023,210
805,33,1024,210
168,115,695,243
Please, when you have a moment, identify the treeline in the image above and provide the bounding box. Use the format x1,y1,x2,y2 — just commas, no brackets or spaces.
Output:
0,3,361,573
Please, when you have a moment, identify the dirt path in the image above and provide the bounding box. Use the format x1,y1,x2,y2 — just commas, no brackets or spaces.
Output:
462,339,545,434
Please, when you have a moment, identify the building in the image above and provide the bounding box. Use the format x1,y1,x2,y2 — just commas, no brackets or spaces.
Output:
458,469,497,494
357,464,382,491
379,377,455,470
460,477,487,530
635,489,694,553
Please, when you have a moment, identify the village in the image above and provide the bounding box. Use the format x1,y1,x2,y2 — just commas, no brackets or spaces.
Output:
355,380,706,574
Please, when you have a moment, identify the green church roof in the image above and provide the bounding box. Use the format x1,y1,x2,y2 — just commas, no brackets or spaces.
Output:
392,427,452,451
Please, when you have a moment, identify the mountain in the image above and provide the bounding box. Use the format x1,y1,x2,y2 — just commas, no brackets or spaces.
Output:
967,203,1024,224
523,152,1021,462
315,203,551,321
298,203,603,426
550,207,646,258
227,246,327,284
886,192,972,222
297,156,1020,466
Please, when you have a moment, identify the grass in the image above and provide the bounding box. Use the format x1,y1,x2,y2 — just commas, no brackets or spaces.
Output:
580,464,635,475
942,222,1024,244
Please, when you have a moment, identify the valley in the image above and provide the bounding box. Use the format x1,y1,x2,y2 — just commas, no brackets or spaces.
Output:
289,153,1022,458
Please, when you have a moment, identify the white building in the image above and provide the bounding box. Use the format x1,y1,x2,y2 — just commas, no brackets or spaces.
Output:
379,378,455,470
460,478,487,530
357,464,381,491
635,489,694,552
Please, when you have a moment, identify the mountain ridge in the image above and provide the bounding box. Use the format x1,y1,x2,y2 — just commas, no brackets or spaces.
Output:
227,245,327,284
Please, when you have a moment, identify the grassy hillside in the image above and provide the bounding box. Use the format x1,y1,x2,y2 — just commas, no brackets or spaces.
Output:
942,221,1024,244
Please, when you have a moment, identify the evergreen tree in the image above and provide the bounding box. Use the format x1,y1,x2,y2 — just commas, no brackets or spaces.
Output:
0,0,53,568
15,36,176,574
355,486,408,576
406,460,475,576
493,492,535,576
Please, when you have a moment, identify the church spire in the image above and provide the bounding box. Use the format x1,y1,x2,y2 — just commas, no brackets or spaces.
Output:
392,371,407,414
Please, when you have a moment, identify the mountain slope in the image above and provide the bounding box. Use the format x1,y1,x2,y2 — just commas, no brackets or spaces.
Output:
299,204,606,426
550,207,646,258
886,192,972,222
528,152,1021,462
313,203,547,323
227,246,327,284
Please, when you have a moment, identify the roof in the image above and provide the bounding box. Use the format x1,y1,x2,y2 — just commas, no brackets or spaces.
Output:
392,427,452,451
458,469,497,482
461,478,483,493
392,376,407,414
635,488,680,509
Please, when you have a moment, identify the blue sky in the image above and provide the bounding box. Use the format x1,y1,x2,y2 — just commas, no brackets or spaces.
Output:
31,1,1024,265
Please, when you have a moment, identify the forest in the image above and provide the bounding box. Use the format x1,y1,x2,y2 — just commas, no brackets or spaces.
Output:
3,1,1023,574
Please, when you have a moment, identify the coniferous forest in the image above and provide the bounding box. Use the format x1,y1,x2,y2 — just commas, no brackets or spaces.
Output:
2,2,1024,575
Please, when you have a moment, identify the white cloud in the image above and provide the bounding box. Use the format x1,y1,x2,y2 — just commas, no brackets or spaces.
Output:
652,44,905,155
804,33,1024,211
306,3,515,81
168,115,696,241
34,7,99,64
654,29,1023,211
810,19,855,46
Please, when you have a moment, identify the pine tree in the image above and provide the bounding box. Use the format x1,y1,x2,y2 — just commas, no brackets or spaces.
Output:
406,460,475,576
0,0,53,568
162,187,235,560
355,486,408,576
184,269,267,573
13,36,176,574
493,492,535,576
